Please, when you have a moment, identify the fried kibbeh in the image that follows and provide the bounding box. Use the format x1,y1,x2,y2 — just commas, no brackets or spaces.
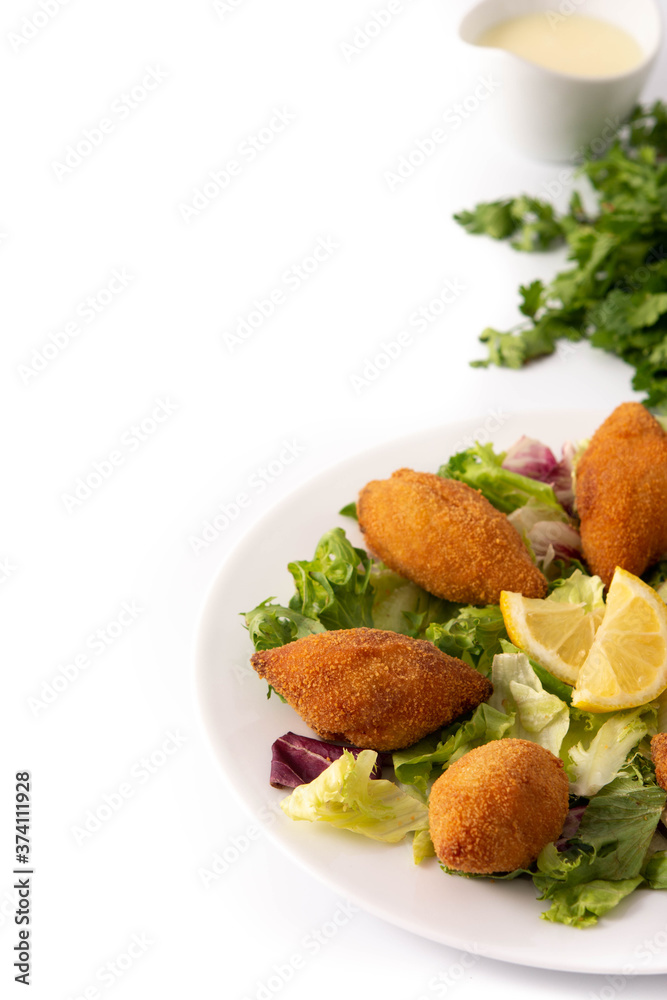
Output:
429,738,569,874
357,468,547,605
576,403,667,587
251,627,492,752
652,733,667,792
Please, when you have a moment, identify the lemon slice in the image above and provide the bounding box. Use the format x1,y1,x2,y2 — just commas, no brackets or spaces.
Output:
500,591,604,685
572,568,667,712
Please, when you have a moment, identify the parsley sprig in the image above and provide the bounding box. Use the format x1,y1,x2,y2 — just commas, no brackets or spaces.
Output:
455,101,667,411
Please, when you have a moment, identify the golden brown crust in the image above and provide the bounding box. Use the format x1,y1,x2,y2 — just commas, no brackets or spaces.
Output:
428,738,569,874
251,627,492,752
357,468,547,605
652,733,667,792
576,403,667,587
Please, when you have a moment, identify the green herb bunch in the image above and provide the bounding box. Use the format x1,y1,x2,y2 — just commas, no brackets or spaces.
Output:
455,101,667,411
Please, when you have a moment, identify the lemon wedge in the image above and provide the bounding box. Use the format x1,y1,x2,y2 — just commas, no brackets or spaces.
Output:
571,568,667,712
500,590,604,685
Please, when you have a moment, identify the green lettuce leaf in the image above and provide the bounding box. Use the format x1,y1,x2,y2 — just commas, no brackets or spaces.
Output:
391,733,444,798
392,703,514,797
657,690,667,732
488,652,570,756
412,829,436,865
440,862,532,881
548,569,604,611
557,767,665,883
643,851,667,889
565,706,655,797
533,764,667,925
507,497,569,544
338,502,358,520
434,703,516,768
438,441,565,514
499,639,574,703
539,878,644,928
280,749,428,843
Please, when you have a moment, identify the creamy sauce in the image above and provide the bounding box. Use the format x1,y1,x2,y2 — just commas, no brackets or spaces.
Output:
477,13,643,77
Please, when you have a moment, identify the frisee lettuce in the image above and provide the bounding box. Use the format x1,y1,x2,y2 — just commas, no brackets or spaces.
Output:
244,529,460,655
287,527,374,629
438,441,565,515
243,528,373,655
244,599,324,652
426,605,507,675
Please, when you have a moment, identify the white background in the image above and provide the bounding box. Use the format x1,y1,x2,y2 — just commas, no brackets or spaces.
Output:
3,0,667,997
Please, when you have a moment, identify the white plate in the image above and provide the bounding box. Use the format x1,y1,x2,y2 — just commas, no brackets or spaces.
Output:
196,409,667,976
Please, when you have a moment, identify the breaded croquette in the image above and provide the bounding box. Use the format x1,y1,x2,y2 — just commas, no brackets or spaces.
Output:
576,403,667,587
429,738,569,874
652,733,667,792
251,627,492,752
357,468,548,605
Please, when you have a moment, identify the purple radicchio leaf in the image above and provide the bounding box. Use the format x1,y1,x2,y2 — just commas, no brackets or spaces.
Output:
502,436,576,515
546,440,576,514
501,436,558,481
527,521,583,572
556,804,587,850
270,731,392,788
508,502,582,572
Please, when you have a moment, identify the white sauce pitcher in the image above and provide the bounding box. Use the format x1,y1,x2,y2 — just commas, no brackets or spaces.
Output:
458,0,662,160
